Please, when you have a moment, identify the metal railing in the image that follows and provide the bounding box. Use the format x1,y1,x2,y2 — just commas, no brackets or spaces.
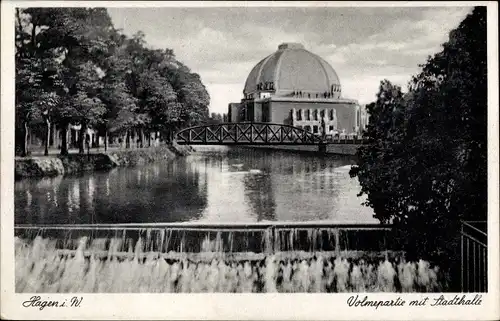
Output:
461,221,487,292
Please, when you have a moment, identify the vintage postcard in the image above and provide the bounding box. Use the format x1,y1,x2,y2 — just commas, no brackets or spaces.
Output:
1,1,499,320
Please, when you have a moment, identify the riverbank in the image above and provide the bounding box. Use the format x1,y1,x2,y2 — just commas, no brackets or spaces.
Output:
240,144,360,155
15,144,193,180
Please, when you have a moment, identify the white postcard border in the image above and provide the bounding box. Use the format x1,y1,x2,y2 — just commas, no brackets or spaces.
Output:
1,1,498,320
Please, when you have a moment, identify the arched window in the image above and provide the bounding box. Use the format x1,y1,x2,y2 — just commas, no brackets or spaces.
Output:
329,109,334,120
313,110,318,121
305,110,311,121
320,110,325,118
296,109,302,120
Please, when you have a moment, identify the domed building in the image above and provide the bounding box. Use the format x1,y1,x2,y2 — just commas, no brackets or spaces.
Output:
228,43,365,136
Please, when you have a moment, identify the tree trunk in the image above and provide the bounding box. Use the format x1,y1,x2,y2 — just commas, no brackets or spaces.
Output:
22,121,29,157
79,122,86,154
134,128,138,148
140,128,145,148
104,130,108,152
148,131,151,147
44,118,50,156
135,128,139,148
60,122,69,155
165,128,170,144
135,129,140,148
29,126,33,146
50,123,56,147
95,132,100,148
125,130,130,148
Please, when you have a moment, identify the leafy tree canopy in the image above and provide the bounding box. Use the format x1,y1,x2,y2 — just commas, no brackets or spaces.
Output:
350,7,487,277
15,7,211,155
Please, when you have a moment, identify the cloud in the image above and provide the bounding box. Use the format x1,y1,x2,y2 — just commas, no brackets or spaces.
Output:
342,74,413,105
206,83,243,114
108,6,473,114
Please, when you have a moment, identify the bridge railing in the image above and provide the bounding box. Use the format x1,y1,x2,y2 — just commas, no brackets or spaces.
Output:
323,134,366,144
176,122,323,145
175,122,368,145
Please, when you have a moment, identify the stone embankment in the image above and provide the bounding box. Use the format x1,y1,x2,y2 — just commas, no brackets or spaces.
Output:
245,144,360,155
15,144,193,180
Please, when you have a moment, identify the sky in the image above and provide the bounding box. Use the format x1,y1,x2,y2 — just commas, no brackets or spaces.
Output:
108,5,473,114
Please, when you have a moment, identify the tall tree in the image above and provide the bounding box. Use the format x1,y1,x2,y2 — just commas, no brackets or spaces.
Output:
164,62,210,129
15,7,211,154
349,80,407,224
350,7,487,289
22,8,114,154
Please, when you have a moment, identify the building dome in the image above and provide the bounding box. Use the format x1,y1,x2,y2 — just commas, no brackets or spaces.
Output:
243,43,341,97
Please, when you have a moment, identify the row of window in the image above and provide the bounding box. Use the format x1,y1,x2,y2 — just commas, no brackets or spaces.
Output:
292,91,340,99
293,109,336,121
245,92,272,100
257,82,275,91
295,125,336,134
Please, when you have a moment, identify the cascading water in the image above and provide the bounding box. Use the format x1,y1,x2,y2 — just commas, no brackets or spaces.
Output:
14,224,443,293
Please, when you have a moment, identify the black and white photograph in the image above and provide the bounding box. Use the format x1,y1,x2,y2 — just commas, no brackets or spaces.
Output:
1,1,498,320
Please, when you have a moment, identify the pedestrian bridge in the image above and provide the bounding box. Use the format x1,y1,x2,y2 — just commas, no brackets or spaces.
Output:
175,122,367,145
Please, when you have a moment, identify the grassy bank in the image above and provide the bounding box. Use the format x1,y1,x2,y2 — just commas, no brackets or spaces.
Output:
14,144,193,180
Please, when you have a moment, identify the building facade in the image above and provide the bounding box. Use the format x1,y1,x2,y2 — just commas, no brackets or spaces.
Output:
228,43,367,136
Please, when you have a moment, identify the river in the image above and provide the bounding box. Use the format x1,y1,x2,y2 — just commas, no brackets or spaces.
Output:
14,147,376,225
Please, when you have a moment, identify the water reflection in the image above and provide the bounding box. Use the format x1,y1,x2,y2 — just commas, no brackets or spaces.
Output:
243,172,276,221
15,147,376,225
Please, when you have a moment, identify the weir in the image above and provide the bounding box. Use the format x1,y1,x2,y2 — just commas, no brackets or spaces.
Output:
15,223,445,293
15,222,397,261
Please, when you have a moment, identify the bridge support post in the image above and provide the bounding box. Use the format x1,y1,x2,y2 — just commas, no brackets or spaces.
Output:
318,142,327,154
